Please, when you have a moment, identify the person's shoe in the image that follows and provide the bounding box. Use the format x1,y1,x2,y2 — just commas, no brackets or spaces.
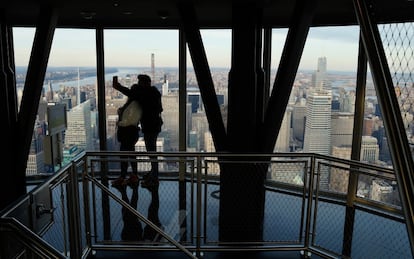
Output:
111,176,127,187
127,174,139,187
141,176,159,188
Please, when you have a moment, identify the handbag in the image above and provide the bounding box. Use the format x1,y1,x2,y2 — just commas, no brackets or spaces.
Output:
118,100,142,127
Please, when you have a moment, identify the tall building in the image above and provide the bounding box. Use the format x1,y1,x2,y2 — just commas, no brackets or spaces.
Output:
192,111,209,151
303,87,332,156
303,80,332,190
292,98,306,143
331,112,354,148
161,93,179,151
107,114,118,150
151,53,155,82
64,100,93,151
26,119,46,176
312,56,327,90
275,106,292,152
361,136,380,162
339,89,356,113
162,74,169,96
304,56,332,157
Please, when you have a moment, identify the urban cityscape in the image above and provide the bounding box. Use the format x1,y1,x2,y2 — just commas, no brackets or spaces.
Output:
16,53,413,206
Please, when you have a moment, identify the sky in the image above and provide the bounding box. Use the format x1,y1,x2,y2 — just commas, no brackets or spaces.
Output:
13,26,360,71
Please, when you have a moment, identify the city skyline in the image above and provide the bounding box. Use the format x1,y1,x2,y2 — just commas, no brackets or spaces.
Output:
12,26,360,71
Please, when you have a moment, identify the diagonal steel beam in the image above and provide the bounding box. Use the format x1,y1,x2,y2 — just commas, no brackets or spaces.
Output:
177,2,227,152
353,0,414,254
15,5,58,191
261,0,317,153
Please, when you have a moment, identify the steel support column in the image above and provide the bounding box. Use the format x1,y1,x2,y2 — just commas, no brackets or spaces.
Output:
96,28,107,152
177,2,227,152
261,0,316,153
0,9,18,210
15,5,58,205
219,1,266,242
95,27,111,240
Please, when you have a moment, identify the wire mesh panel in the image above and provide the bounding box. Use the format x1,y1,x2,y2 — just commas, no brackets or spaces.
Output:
310,157,411,258
87,156,196,247
380,22,414,161
264,191,304,243
41,183,70,255
312,201,346,256
203,157,308,245
2,152,413,258
352,210,412,259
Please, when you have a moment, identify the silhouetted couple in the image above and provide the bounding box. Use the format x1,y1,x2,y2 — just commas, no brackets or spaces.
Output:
112,74,163,189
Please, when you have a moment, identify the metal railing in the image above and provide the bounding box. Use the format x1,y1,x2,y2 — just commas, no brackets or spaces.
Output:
0,151,412,258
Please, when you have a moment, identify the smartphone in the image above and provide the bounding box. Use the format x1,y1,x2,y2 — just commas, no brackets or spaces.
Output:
113,76,118,83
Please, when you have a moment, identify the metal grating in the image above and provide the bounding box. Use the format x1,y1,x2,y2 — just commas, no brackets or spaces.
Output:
380,22,414,159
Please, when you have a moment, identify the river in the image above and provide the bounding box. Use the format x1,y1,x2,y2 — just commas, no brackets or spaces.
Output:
43,67,151,91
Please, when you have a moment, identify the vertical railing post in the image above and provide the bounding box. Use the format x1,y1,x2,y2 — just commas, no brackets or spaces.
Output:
303,154,316,257
195,154,203,258
67,161,82,259
82,156,93,256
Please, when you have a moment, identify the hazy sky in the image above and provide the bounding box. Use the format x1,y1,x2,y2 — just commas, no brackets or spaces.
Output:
13,26,360,71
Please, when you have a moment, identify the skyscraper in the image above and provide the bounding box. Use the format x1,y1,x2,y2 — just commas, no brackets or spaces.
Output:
331,112,354,148
161,93,179,150
64,100,93,151
275,107,292,152
361,136,380,162
303,57,332,156
292,98,307,144
303,88,332,156
26,119,46,176
312,56,327,90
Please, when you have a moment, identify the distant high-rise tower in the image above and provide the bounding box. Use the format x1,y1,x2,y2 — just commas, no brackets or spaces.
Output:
151,53,155,82
312,56,328,90
162,74,169,96
77,67,81,105
304,56,332,156
46,81,54,102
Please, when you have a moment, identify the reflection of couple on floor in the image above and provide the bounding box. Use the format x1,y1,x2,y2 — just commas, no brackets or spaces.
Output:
117,184,162,241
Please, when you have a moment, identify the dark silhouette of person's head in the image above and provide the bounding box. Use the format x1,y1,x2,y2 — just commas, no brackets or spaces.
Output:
137,74,151,87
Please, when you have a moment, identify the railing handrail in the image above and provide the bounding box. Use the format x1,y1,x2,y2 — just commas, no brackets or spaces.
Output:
0,151,410,259
86,150,394,174
0,217,66,258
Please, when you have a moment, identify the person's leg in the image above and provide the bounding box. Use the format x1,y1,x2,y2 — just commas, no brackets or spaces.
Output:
144,132,158,178
120,142,129,178
126,143,138,175
112,141,129,187
142,131,159,188
126,142,139,186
